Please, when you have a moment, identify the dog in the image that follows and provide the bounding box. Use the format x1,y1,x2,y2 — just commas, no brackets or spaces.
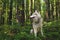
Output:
30,10,44,37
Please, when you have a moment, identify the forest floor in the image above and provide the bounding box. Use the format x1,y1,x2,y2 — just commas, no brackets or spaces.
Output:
0,20,60,40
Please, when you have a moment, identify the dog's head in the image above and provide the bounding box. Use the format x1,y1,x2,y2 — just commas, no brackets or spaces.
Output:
30,10,41,18
30,10,41,23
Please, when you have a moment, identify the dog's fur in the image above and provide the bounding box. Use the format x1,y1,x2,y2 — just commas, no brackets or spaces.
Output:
30,10,44,37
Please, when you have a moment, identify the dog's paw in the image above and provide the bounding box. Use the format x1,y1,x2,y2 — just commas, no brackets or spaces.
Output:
30,29,33,34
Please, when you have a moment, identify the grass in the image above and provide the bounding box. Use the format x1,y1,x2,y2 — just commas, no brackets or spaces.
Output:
0,20,60,40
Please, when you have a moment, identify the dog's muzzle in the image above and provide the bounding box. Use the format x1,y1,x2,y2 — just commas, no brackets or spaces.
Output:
30,16,35,19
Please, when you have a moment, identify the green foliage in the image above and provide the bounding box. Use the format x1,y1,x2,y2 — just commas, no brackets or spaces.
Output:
0,20,60,40
44,20,60,40
0,21,60,40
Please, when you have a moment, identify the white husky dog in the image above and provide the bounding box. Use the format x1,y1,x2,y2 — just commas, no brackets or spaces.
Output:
30,10,44,37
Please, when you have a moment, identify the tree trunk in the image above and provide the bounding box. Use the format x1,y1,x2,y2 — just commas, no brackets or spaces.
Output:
47,0,50,21
56,1,59,20
8,0,13,25
51,3,54,20
1,0,6,25
20,0,25,26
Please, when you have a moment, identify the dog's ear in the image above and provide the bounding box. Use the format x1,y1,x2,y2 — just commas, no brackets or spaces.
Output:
35,10,38,13
34,10,40,12
34,10,39,14
34,10,40,14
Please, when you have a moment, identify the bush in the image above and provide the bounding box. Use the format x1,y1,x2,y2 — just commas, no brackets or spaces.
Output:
0,20,60,40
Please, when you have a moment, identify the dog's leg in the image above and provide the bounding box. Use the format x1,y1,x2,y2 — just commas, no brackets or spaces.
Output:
34,28,37,37
30,29,33,34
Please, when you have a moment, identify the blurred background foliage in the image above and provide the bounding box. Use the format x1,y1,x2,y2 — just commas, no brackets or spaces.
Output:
0,0,60,40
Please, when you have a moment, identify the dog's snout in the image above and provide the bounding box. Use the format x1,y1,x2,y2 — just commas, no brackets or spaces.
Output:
32,17,35,18
30,16,35,19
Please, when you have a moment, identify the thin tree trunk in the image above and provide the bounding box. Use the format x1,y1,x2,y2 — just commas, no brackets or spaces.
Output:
56,1,58,20
2,0,6,25
20,0,25,26
59,0,60,19
24,0,26,25
51,3,54,20
8,0,13,25
47,0,50,21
